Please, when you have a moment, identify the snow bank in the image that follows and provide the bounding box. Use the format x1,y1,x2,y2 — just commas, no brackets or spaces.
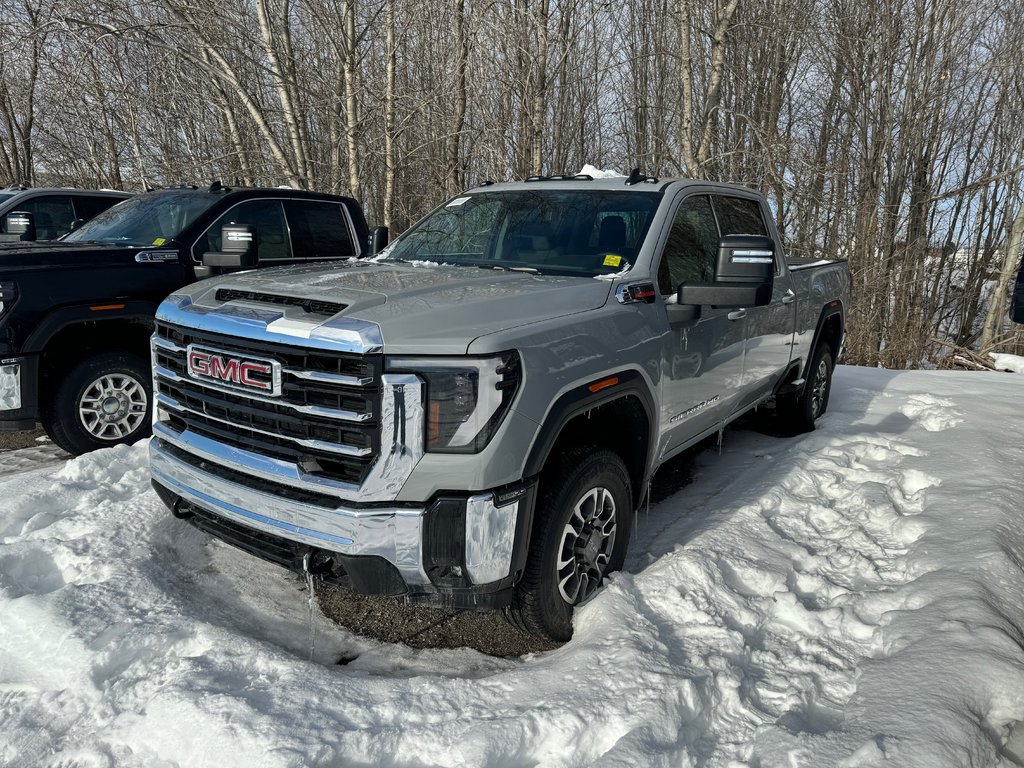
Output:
2,368,1024,766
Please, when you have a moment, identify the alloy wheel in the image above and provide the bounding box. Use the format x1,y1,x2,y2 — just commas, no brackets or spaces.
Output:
555,486,618,604
810,358,829,419
78,373,149,440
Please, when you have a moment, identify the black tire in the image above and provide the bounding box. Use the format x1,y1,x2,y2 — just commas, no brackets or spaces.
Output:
41,351,152,456
506,446,633,641
777,345,833,434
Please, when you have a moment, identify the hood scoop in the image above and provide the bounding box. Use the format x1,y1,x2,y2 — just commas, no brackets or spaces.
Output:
215,288,347,317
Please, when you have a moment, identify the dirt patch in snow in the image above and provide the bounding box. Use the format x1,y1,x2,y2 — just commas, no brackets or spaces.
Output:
315,586,558,657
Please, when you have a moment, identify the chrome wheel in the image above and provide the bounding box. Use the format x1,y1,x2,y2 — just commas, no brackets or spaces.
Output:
78,373,148,440
810,358,829,419
556,486,618,604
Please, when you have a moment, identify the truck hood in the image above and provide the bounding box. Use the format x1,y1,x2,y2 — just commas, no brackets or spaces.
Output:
183,260,613,354
0,241,165,271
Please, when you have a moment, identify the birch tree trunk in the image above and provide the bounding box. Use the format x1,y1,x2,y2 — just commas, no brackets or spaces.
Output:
979,202,1024,353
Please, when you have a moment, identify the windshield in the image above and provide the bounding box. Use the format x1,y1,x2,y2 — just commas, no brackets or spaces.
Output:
64,191,219,246
0,193,14,205
384,189,661,277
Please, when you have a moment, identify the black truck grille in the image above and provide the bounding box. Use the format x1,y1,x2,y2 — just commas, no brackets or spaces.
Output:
153,321,381,486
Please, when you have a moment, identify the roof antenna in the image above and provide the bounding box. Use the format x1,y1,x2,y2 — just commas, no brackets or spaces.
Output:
624,168,658,186
209,180,230,193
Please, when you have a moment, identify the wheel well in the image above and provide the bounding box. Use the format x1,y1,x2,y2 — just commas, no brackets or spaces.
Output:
541,395,650,509
39,319,153,400
818,313,843,361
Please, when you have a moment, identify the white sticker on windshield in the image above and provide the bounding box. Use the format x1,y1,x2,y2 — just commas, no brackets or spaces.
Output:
447,197,471,206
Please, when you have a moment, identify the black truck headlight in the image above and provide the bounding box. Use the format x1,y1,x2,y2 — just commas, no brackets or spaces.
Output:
387,352,521,453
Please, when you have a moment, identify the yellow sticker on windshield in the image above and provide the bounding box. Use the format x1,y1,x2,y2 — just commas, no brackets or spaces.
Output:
152,237,166,245
603,254,622,267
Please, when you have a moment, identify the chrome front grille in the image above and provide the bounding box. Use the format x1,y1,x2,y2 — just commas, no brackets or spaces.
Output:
153,321,382,486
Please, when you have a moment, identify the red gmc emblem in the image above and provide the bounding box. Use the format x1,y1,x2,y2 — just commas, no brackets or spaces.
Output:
186,345,281,396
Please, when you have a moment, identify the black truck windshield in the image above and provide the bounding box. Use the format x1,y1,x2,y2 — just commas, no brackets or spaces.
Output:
64,191,218,246
384,189,661,277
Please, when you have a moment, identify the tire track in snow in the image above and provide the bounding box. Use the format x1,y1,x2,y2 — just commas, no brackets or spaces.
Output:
0,441,69,478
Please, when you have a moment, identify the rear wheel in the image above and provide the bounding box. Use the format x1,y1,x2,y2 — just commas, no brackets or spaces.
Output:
42,352,152,456
506,446,633,641
777,344,833,434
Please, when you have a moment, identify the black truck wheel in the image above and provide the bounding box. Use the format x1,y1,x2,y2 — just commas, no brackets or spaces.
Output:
506,446,633,641
42,352,152,456
777,344,833,434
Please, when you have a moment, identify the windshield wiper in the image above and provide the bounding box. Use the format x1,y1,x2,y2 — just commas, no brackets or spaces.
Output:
475,264,539,274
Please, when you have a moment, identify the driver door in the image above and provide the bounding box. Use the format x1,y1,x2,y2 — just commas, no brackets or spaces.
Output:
657,194,746,453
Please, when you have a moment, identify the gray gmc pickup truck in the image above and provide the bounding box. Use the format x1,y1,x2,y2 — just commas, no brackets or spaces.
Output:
148,175,850,640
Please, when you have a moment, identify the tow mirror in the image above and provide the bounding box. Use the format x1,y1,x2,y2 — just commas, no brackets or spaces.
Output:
202,224,258,269
368,226,389,256
0,211,36,242
678,234,775,309
1012,264,1024,323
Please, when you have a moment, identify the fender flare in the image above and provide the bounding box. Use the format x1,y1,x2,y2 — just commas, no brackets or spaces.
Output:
523,368,658,490
808,300,845,363
24,300,159,354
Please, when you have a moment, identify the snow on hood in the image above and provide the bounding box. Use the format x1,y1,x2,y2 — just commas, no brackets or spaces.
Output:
2,367,1024,766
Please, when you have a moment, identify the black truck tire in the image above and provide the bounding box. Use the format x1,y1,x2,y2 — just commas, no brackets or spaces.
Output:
777,344,833,434
42,352,153,456
506,446,633,641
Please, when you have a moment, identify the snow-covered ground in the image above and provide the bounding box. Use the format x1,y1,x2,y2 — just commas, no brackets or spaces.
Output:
1,366,1024,767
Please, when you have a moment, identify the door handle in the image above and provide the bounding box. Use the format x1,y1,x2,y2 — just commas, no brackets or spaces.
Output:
781,291,796,305
727,309,746,321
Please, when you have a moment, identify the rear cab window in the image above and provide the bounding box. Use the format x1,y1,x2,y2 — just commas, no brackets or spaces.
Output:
284,200,356,259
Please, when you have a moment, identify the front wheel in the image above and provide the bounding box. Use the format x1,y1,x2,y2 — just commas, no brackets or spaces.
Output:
42,352,152,456
506,447,633,641
777,345,833,434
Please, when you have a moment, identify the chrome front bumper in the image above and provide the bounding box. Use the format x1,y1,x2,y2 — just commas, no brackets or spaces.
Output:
150,436,432,587
150,429,525,592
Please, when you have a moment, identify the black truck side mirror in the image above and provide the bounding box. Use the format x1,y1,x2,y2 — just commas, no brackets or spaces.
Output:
0,211,37,243
678,234,775,309
368,226,389,256
202,224,258,270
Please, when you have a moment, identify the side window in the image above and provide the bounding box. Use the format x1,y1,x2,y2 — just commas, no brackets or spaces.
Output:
73,195,122,223
657,195,719,295
196,200,291,261
11,195,76,239
713,195,767,236
283,200,355,259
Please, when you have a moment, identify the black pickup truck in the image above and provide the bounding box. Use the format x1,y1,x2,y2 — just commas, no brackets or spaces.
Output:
0,184,369,455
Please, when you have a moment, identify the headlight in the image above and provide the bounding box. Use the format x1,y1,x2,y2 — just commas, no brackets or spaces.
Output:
387,351,521,453
0,282,16,318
